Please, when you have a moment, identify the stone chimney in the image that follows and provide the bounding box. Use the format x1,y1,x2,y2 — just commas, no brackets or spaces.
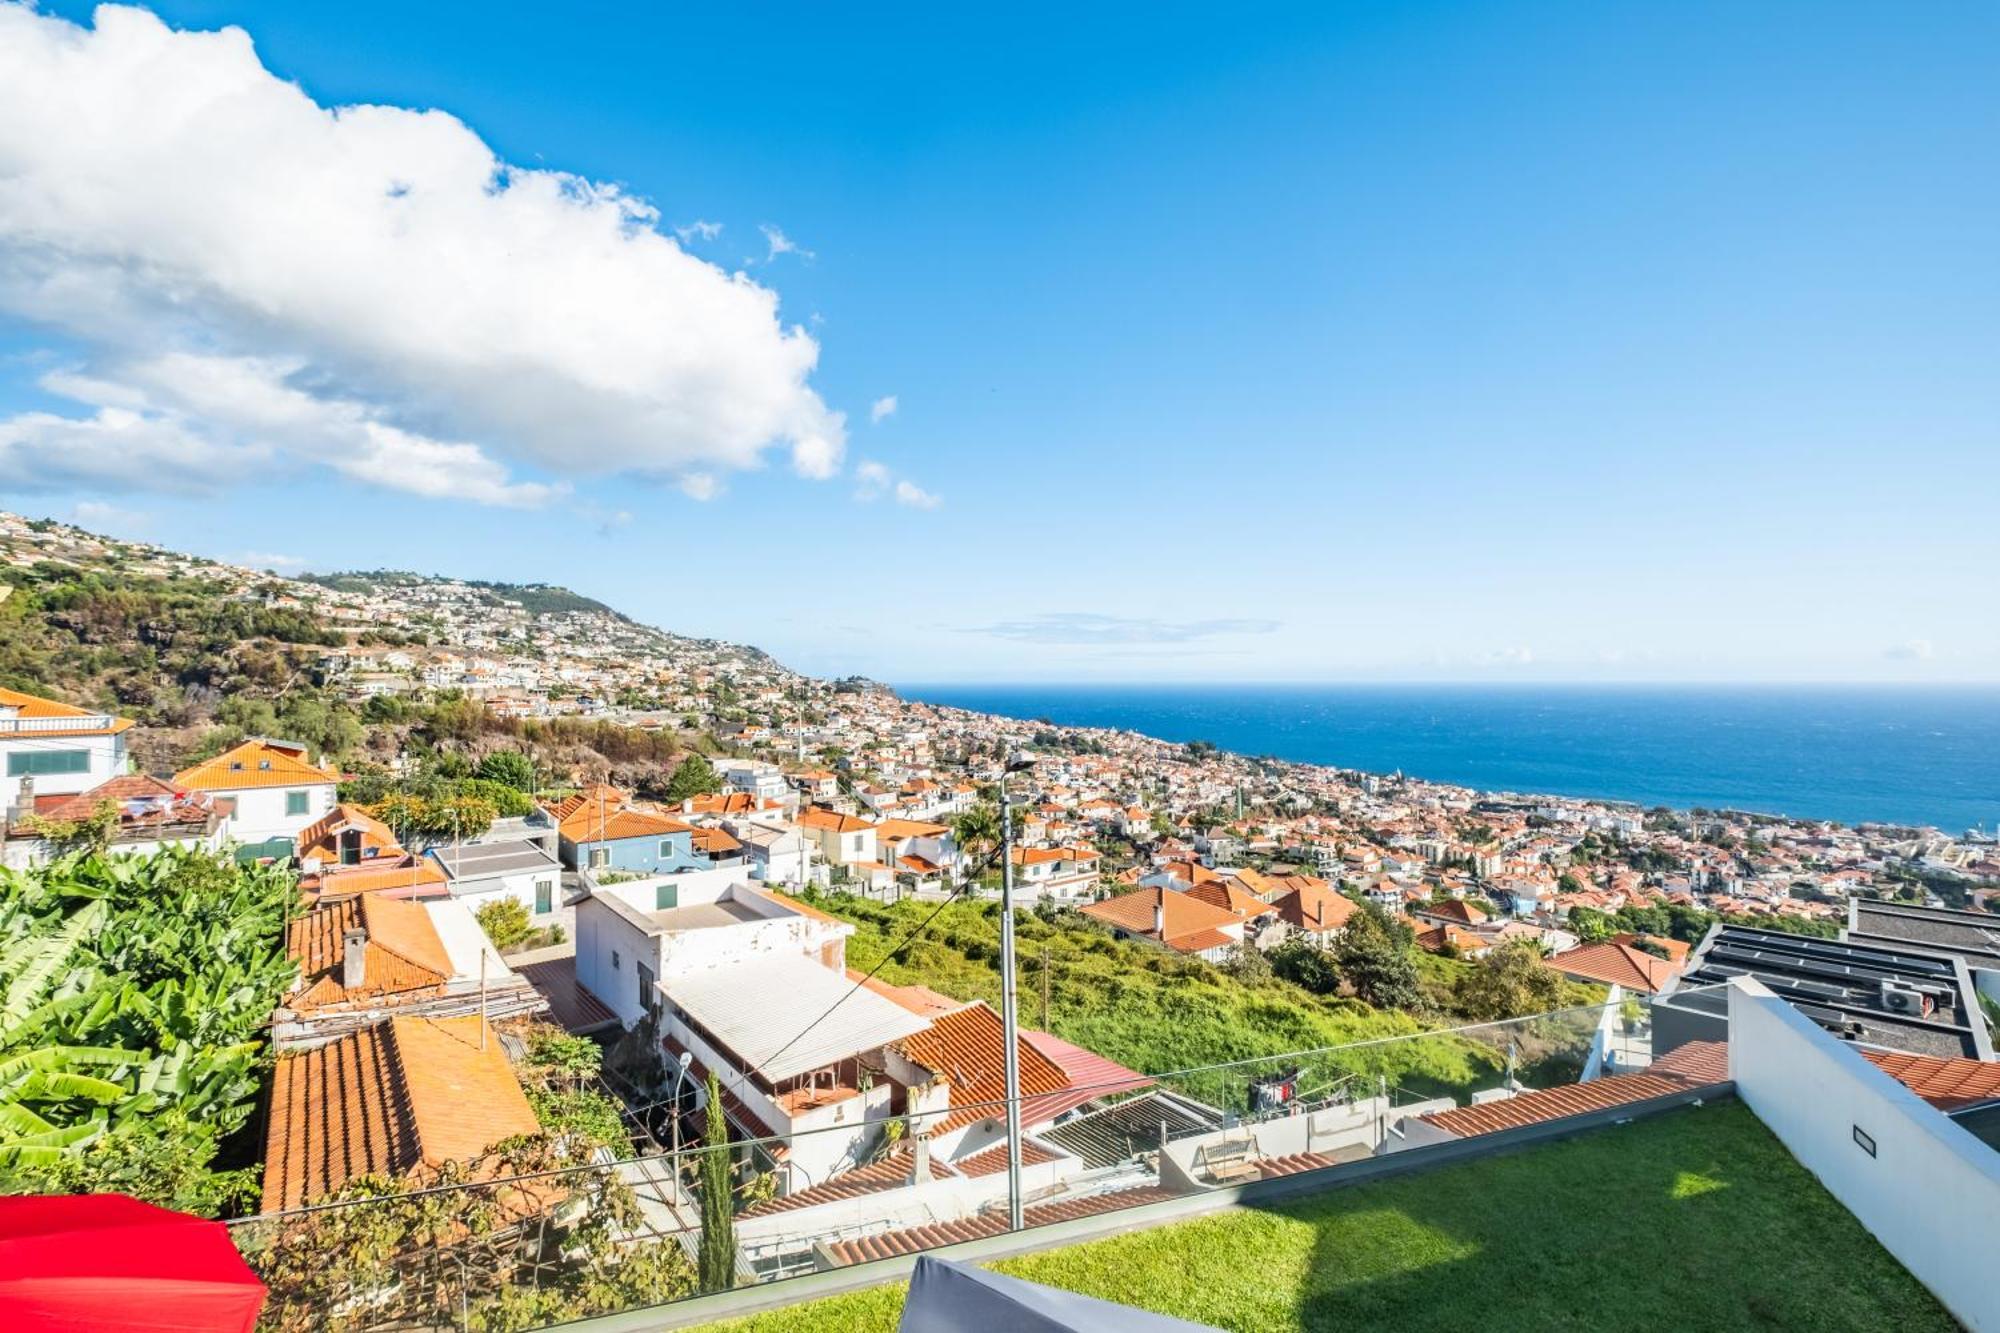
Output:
910,1131,932,1185
1153,891,1166,939
5,775,30,830
341,926,367,989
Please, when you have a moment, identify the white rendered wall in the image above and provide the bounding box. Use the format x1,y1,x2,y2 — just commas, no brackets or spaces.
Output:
1728,978,2000,1331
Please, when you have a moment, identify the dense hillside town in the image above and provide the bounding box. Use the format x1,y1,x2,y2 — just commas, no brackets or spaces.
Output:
3,511,1996,1326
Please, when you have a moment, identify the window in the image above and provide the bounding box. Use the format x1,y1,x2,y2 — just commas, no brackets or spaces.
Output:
612,950,621,970
655,883,678,911
638,962,657,1017
588,847,610,869
285,790,310,817
258,759,272,771
659,839,676,858
5,749,89,777
535,879,554,914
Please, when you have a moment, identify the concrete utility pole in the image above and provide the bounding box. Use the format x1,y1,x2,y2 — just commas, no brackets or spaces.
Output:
998,752,1035,1232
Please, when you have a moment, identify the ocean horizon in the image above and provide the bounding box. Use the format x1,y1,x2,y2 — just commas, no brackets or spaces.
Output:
896,683,2000,834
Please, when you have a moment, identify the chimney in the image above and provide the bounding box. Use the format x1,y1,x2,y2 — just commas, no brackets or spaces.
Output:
910,1131,932,1185
341,927,367,989
7,774,32,828
1153,891,1166,938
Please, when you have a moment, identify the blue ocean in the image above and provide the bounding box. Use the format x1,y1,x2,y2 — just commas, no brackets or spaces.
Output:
896,684,2000,834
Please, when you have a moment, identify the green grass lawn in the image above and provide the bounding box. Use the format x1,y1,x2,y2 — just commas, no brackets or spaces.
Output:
696,1102,1951,1333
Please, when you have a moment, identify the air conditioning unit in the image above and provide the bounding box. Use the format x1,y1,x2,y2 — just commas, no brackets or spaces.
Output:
1879,981,1924,1016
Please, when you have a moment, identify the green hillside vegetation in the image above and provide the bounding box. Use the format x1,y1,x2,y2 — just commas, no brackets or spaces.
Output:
813,895,1607,1110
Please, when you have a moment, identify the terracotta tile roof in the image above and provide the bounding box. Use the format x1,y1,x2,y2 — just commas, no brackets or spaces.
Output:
1184,880,1274,921
897,1001,1069,1138
1422,900,1489,927
287,894,453,1011
1415,924,1488,955
1270,879,1356,933
548,786,691,842
849,971,963,1018
1609,932,1692,964
690,826,742,854
0,686,134,736
1079,887,1244,954
953,1137,1064,1177
738,1146,944,1219
799,807,875,834
1550,940,1682,994
1419,1040,1729,1139
173,738,335,792
261,1015,540,1212
296,805,398,863
686,792,765,816
824,1186,1181,1264
876,817,950,840
1861,1050,2000,1111
306,855,450,903
1018,1030,1154,1125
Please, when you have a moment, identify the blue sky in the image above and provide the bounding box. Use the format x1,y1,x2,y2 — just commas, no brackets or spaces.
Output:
2,1,1997,683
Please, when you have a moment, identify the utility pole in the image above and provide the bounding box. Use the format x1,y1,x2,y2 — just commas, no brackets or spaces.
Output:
998,752,1034,1233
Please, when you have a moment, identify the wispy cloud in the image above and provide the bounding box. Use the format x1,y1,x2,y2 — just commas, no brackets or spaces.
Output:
674,219,722,244
974,614,1281,646
852,459,940,508
238,551,305,571
1886,639,1935,661
72,499,147,529
679,472,722,502
758,223,814,262
870,395,898,423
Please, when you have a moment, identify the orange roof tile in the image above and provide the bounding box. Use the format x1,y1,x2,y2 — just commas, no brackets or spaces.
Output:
897,1001,1069,1137
1550,940,1682,994
0,685,134,736
1080,887,1244,953
261,1015,540,1212
1861,1050,2000,1111
1419,1041,1728,1138
296,804,399,863
173,738,335,792
287,893,454,1011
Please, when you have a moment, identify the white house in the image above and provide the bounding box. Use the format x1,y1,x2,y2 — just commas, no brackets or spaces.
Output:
427,837,567,921
725,818,817,889
0,687,134,818
172,738,339,855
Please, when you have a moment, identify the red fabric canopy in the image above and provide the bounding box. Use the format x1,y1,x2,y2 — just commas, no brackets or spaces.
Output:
0,1195,267,1332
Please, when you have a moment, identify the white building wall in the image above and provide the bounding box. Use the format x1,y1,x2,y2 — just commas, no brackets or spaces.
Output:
215,782,337,845
1728,978,2000,1332
0,730,127,811
574,895,662,1028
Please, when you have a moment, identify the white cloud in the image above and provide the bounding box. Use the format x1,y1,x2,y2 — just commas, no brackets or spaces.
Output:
678,472,721,501
1886,639,1935,661
975,614,1280,645
851,458,938,508
0,4,844,504
759,223,814,262
853,460,892,500
238,550,305,570
71,499,148,528
674,219,722,243
870,394,898,423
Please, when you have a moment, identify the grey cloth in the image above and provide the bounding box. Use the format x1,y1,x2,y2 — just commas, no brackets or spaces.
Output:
896,1256,1222,1332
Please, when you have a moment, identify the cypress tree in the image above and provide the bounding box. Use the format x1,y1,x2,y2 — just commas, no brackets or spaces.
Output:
696,1072,737,1292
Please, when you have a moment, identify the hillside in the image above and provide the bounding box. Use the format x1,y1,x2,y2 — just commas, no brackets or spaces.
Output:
0,509,793,781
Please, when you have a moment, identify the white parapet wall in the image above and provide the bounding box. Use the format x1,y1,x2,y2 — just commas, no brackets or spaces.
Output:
1727,977,2000,1332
